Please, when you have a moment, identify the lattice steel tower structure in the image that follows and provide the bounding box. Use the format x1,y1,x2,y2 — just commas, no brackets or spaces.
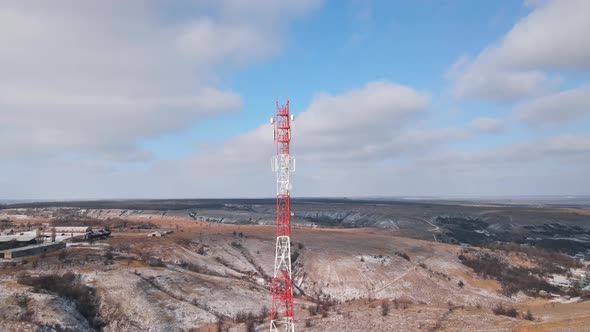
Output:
269,100,296,332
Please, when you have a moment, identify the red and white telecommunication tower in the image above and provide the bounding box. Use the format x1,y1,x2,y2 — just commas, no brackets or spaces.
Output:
269,100,296,332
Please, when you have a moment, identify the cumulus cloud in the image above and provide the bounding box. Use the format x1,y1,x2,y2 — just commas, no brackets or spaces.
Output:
469,117,504,134
1,1,587,199
207,81,439,163
174,81,435,165
177,19,277,66
419,133,590,166
150,131,590,197
136,81,473,197
175,0,322,65
0,0,319,161
449,59,548,102
496,0,590,70
387,133,590,196
293,81,431,160
449,0,590,102
516,86,590,126
6,131,588,199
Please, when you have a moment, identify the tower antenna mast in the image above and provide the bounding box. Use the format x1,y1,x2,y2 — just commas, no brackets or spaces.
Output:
269,99,296,332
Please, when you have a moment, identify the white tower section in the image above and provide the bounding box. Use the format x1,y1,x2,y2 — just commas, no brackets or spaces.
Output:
269,101,295,332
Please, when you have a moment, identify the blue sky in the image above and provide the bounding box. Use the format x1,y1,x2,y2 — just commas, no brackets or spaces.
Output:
0,0,589,199
144,1,528,159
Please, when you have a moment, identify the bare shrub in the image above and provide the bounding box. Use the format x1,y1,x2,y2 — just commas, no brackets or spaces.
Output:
180,261,208,274
235,311,255,324
14,292,31,310
308,305,319,316
245,320,255,332
492,304,518,318
14,293,33,322
147,257,166,267
428,321,443,332
17,272,102,327
235,311,257,331
17,272,103,327
381,300,390,316
523,309,534,321
393,297,412,310
485,242,583,269
257,306,269,323
395,251,410,261
459,252,559,297
290,251,300,263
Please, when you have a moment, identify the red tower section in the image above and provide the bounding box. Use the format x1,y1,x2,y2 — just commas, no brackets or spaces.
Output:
269,100,295,332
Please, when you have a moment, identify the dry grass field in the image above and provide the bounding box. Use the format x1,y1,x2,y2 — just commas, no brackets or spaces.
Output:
1,213,588,331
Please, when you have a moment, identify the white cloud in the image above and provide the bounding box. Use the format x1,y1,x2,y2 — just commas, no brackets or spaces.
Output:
140,132,590,197
177,81,434,164
136,81,475,198
5,131,588,199
469,117,504,134
0,1,319,161
517,86,590,126
420,133,590,166
294,81,431,159
177,19,278,66
0,1,587,199
497,0,590,70
449,58,548,102
449,0,590,102
385,133,590,196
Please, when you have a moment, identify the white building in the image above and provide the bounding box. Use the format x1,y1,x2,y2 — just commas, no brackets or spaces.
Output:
53,226,91,234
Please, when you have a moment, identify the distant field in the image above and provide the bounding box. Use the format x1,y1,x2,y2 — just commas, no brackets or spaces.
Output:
2,198,590,255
